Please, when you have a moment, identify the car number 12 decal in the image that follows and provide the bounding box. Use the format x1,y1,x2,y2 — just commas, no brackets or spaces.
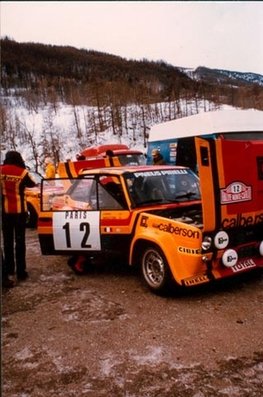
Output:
53,211,101,251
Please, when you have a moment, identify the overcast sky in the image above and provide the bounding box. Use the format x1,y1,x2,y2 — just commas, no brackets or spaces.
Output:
1,1,263,74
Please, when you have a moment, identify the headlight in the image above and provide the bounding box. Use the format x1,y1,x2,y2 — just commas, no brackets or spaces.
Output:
222,249,238,267
259,241,263,256
214,231,229,249
202,236,212,251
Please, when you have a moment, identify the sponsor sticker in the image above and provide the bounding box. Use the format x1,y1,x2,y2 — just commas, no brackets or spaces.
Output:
134,169,188,178
222,212,263,228
231,259,256,273
140,215,149,228
184,274,209,286
178,246,201,255
152,222,200,239
220,181,252,204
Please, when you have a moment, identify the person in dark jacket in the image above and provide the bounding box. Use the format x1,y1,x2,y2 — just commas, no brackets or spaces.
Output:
151,149,166,165
1,151,36,284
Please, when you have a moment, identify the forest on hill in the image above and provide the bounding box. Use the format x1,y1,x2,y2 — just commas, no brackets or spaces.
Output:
2,37,263,110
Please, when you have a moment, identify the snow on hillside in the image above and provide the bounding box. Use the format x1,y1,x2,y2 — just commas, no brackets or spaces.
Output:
1,94,233,174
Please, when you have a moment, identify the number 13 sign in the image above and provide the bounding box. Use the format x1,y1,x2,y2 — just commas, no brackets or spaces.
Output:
53,211,101,251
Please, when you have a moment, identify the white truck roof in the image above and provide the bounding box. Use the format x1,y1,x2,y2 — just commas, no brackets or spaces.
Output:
148,109,263,142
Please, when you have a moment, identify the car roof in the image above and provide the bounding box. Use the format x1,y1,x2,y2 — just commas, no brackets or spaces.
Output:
79,165,188,177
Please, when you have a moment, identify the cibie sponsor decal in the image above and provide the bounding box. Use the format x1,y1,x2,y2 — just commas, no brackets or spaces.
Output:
184,274,209,286
231,259,256,273
178,246,201,255
220,181,252,204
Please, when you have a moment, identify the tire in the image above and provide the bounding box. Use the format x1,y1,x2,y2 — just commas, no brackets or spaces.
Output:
141,245,173,294
26,204,38,228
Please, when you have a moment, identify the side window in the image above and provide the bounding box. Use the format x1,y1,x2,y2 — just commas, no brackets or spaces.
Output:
98,176,126,209
70,179,94,202
42,177,95,211
176,137,197,171
66,178,96,210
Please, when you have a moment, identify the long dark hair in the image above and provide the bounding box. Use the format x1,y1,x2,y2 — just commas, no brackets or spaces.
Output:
4,151,26,169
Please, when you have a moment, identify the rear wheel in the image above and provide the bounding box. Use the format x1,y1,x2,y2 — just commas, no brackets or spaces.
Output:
141,245,173,294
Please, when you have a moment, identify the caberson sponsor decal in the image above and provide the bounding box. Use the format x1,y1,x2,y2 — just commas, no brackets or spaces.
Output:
184,274,209,286
222,212,263,228
178,246,201,255
231,259,256,273
220,181,252,204
153,222,200,239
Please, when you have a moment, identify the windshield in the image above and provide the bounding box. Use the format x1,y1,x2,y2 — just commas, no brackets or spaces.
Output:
118,153,146,166
125,168,200,206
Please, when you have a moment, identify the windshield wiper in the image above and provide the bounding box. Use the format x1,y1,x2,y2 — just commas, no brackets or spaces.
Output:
175,192,199,199
137,197,176,205
136,199,164,205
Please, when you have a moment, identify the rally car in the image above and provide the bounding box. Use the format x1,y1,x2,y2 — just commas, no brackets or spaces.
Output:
25,145,145,227
78,143,146,166
25,170,42,227
57,144,146,179
25,171,65,228
38,164,263,294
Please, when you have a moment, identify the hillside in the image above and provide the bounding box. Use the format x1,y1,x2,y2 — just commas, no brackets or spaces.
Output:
1,38,195,105
1,38,263,110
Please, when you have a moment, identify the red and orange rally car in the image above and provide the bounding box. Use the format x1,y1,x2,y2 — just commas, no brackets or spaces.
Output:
37,163,263,294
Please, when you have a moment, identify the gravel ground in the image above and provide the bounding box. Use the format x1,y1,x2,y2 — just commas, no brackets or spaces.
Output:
2,228,263,396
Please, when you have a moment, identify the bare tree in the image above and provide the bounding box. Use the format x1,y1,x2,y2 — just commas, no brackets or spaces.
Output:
140,105,148,148
1,109,18,151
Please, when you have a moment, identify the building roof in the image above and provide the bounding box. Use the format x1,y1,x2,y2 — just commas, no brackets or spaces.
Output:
148,109,263,142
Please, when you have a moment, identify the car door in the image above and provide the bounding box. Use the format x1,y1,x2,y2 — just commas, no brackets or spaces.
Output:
38,174,132,259
195,136,263,232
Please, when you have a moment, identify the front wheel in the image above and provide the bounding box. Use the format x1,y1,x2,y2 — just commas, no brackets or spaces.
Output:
141,245,173,294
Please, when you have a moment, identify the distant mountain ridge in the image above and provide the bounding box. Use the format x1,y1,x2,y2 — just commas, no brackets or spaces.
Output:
180,66,263,87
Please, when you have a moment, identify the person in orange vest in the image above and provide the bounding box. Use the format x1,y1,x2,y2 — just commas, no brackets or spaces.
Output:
44,157,56,179
1,151,36,285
